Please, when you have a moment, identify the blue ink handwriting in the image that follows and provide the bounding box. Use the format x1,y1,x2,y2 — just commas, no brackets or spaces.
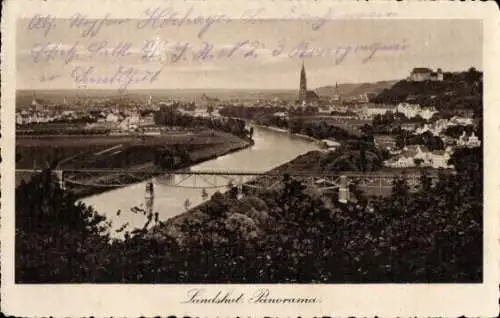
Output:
87,40,133,58
284,6,398,29
29,38,408,67
287,40,408,64
30,41,80,64
140,40,265,63
28,14,57,37
137,39,408,65
26,8,399,40
68,13,131,38
136,6,230,39
70,65,164,93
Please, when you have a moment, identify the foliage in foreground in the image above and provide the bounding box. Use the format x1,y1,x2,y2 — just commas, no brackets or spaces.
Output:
15,147,482,283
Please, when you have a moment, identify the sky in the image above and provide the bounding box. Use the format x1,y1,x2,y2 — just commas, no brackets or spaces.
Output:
17,18,482,90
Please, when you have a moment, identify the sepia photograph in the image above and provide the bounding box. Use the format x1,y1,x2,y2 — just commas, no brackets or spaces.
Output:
2,1,499,316
14,16,485,284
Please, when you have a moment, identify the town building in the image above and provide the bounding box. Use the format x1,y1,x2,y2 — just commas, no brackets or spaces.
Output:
384,145,454,169
396,103,437,120
450,116,474,126
419,107,437,120
415,123,438,136
374,135,396,150
397,103,420,118
358,103,396,119
457,131,481,148
400,123,419,131
118,115,140,131
273,112,288,118
105,113,121,123
430,119,451,135
321,139,341,150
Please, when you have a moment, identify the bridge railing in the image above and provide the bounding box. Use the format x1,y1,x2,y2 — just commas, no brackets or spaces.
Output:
15,168,457,178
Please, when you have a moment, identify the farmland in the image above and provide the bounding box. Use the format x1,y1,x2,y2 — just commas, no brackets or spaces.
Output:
15,130,252,192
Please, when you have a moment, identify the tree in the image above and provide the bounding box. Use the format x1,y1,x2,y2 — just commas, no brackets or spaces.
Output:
359,143,367,172
391,175,410,207
203,191,228,217
15,138,483,284
321,140,384,172
413,158,424,167
428,136,444,151
207,105,214,117
465,67,481,84
154,147,175,169
174,145,191,164
419,170,433,193
16,169,111,282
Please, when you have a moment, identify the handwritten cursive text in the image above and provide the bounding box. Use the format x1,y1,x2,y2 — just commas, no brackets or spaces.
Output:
70,65,163,92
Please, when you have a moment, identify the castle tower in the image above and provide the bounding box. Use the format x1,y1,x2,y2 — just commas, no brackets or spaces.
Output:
298,61,307,103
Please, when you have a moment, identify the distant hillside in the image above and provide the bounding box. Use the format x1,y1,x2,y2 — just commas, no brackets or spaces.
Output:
315,80,398,98
371,68,482,112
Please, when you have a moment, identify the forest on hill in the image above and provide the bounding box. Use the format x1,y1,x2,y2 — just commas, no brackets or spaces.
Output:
315,80,397,98
371,68,483,112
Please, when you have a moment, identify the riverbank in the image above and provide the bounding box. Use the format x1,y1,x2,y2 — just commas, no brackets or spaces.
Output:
252,123,326,147
73,136,253,199
16,130,253,198
157,149,322,242
78,125,320,238
155,144,453,244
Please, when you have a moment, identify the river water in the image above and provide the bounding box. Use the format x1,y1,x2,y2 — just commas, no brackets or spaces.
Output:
81,125,321,235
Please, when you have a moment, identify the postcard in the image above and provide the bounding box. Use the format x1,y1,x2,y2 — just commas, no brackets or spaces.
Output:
1,0,499,316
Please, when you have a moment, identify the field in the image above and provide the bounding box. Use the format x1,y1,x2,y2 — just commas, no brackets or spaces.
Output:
17,130,242,166
15,130,251,191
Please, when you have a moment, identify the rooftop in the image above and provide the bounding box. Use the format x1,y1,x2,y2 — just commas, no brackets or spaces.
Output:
411,67,433,74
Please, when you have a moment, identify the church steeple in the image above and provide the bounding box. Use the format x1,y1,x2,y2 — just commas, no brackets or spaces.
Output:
298,61,307,102
31,93,38,107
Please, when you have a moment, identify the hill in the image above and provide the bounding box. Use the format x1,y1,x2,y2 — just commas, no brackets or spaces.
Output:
371,68,482,112
315,80,398,98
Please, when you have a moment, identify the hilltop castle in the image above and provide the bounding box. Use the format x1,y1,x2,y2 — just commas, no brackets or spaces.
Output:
408,68,444,82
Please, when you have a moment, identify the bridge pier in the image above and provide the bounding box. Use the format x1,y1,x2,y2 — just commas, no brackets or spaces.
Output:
55,170,65,190
145,180,154,215
338,175,349,204
237,177,244,200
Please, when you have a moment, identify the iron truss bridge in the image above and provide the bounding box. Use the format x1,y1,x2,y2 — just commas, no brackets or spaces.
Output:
16,168,452,193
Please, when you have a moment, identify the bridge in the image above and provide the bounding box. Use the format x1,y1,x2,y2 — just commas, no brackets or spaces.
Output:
16,168,449,204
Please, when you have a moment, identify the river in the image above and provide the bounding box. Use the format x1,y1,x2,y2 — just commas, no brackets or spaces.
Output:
81,125,320,236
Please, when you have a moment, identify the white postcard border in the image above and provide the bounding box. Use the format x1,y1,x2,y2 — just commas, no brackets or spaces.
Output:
1,0,499,317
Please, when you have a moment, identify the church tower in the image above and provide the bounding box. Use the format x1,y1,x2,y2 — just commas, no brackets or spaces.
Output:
31,93,38,107
298,61,307,102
